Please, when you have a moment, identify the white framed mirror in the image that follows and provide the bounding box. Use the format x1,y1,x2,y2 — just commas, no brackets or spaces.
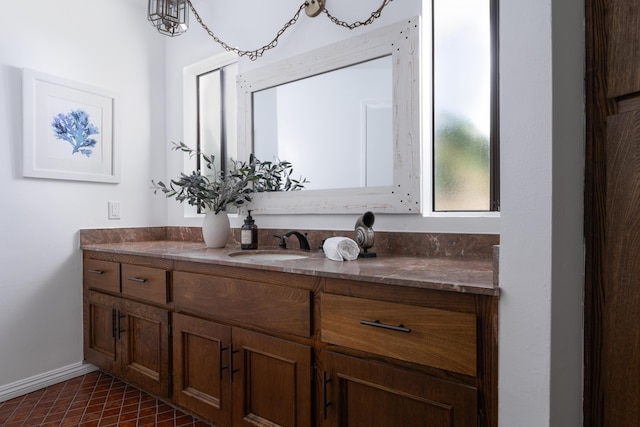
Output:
238,17,421,214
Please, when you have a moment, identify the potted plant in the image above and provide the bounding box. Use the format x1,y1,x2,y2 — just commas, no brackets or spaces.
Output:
152,142,306,247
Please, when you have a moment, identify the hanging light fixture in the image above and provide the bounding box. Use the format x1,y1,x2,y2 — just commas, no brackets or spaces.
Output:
148,0,189,37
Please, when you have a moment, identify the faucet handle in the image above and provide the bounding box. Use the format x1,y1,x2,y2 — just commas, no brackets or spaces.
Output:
273,234,287,249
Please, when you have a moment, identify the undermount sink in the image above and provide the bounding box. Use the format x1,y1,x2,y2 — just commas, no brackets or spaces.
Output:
228,250,310,262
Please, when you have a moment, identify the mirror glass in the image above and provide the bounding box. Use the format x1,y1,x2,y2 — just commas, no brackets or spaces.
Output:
238,17,421,214
252,56,393,190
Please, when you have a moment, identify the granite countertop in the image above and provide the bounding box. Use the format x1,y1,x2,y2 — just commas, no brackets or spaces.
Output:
81,240,499,296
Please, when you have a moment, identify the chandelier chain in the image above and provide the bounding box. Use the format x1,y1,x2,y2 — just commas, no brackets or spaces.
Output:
323,0,395,29
188,1,306,61
187,0,394,60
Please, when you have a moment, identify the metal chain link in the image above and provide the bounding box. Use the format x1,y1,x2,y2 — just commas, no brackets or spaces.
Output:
187,1,306,61
187,0,394,61
323,0,394,29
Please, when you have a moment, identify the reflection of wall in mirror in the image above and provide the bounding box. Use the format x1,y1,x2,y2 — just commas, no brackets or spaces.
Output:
364,103,392,187
253,57,392,191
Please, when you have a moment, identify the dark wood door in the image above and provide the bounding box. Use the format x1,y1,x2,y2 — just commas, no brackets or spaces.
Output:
586,0,640,425
172,313,232,427
119,299,170,398
320,351,477,427
231,327,312,427
83,291,119,374
601,110,640,423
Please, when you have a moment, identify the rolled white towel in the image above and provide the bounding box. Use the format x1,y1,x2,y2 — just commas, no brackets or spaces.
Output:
323,237,360,261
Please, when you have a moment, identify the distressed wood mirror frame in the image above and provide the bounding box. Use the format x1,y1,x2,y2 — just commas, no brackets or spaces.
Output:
237,17,421,214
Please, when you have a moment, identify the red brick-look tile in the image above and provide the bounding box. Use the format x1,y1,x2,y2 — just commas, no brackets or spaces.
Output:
0,371,213,426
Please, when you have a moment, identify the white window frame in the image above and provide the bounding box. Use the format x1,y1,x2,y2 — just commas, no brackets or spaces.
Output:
421,0,500,230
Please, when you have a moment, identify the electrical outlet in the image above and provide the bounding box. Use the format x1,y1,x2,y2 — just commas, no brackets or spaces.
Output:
108,201,121,220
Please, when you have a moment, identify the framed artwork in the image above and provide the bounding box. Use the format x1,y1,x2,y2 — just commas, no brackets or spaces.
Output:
22,69,119,183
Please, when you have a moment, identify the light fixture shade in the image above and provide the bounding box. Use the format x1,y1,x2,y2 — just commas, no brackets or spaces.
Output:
148,0,189,37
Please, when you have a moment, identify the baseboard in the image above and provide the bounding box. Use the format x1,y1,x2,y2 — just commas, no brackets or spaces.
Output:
0,362,98,403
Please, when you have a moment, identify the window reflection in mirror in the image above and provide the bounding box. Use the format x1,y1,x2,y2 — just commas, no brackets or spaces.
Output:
184,53,238,215
252,56,393,190
196,61,238,174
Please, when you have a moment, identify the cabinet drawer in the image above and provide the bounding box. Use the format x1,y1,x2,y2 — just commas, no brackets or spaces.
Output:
321,293,477,376
84,259,120,293
174,271,312,337
121,264,168,305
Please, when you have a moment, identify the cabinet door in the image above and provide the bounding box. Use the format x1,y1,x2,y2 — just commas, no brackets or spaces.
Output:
321,351,477,427
173,313,233,427
83,291,119,374
232,328,312,427
120,299,170,397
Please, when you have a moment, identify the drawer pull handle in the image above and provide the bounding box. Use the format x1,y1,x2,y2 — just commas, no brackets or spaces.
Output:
88,269,104,275
127,277,147,283
360,319,411,333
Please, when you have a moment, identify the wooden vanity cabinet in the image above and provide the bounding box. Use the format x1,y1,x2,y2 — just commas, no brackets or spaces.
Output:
83,251,498,427
172,268,314,427
83,256,171,398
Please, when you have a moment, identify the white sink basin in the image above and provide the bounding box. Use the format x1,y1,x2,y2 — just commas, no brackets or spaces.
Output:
228,251,310,262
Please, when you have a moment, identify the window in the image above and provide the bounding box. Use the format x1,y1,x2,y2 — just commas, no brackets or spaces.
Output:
431,0,499,212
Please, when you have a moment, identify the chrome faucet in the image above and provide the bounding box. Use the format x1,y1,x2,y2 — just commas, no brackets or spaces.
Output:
274,230,310,251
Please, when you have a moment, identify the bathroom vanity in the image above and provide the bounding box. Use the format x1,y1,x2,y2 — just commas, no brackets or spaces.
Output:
81,228,499,427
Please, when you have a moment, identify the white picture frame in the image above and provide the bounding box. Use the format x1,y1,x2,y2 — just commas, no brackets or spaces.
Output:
22,69,119,183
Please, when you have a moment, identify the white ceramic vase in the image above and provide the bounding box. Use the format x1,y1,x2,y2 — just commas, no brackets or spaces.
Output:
202,211,230,248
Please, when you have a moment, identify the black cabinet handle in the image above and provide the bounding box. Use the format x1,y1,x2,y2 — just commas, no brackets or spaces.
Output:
229,343,240,383
127,277,147,283
359,319,411,333
322,370,332,419
219,345,229,379
111,309,117,338
88,269,104,275
117,312,126,340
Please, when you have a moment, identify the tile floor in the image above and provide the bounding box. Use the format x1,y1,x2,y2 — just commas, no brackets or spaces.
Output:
0,371,213,427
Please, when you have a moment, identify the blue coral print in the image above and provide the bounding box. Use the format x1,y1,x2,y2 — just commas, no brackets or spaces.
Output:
51,109,100,157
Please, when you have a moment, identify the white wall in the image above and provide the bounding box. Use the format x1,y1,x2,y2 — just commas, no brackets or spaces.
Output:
0,0,166,390
500,0,584,425
0,0,585,426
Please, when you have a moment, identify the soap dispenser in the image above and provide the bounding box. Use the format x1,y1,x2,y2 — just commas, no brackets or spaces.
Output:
241,210,258,250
